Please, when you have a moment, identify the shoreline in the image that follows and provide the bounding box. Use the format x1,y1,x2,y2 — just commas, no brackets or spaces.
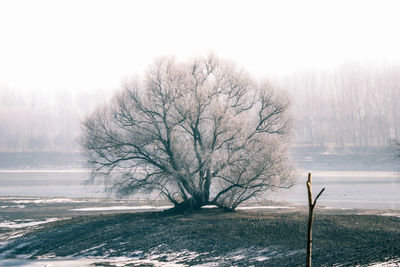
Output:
2,195,400,214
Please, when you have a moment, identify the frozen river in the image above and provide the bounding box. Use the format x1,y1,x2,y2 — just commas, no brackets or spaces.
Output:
0,170,399,210
267,171,400,210
0,170,103,198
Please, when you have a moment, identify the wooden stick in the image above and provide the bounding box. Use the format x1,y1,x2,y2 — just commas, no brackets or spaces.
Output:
306,173,325,267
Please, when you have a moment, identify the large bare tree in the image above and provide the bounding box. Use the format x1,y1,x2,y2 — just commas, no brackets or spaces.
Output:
81,54,294,211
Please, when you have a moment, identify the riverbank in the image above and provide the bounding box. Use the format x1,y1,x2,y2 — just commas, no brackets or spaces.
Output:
1,207,400,266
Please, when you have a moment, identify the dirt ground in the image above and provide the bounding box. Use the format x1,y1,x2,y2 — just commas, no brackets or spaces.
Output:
1,205,400,266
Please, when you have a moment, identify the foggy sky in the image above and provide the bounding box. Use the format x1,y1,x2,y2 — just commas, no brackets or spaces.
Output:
1,0,400,94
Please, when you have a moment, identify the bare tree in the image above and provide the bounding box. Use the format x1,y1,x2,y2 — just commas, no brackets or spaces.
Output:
81,54,294,211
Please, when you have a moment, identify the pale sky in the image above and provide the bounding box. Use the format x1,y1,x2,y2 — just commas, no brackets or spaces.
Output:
1,0,400,93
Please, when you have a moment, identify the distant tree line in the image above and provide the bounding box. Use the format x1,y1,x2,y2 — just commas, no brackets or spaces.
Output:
0,86,111,151
279,62,400,147
1,62,400,151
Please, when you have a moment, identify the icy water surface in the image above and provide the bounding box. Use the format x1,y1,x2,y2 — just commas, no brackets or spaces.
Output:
0,170,399,210
0,171,101,198
267,171,400,210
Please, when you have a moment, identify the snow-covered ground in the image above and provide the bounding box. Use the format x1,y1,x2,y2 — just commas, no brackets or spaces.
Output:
0,257,186,267
368,259,400,266
0,247,297,267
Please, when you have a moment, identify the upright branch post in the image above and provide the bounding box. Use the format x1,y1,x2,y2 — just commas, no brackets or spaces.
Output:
306,173,325,267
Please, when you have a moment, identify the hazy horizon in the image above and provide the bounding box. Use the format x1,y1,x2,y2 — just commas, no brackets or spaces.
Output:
2,0,400,151
1,0,400,93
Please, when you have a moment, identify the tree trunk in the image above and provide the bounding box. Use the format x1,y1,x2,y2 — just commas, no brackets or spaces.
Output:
164,198,205,214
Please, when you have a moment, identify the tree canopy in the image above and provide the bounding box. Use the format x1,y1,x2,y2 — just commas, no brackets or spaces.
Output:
81,54,294,211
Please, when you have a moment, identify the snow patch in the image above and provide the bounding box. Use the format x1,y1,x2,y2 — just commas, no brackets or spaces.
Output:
321,206,353,210
201,205,218,209
368,258,400,266
79,244,106,255
13,198,86,204
380,213,400,218
146,247,211,265
71,205,173,211
236,206,295,210
0,218,61,229
254,256,269,261
200,205,295,210
0,257,187,267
